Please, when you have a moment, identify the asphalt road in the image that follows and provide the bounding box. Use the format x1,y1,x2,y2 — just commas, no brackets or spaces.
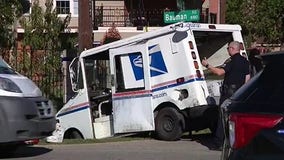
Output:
0,134,221,160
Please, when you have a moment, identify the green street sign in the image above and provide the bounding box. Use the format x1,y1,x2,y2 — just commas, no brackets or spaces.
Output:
164,10,200,24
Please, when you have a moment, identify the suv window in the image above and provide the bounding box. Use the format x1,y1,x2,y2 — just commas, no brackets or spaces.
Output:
232,63,284,104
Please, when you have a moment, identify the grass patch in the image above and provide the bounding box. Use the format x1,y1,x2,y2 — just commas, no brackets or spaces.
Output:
39,130,212,145
39,134,152,145
192,128,211,135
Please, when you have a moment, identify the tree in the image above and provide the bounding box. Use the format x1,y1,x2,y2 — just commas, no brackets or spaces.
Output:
20,0,70,51
226,0,284,49
18,0,71,102
0,0,30,56
19,0,71,71
256,0,284,46
0,0,23,56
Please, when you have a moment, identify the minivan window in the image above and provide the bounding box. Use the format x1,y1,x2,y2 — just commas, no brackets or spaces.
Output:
0,59,16,74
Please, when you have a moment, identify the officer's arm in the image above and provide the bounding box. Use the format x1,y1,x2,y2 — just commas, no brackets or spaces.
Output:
202,58,225,76
207,65,225,76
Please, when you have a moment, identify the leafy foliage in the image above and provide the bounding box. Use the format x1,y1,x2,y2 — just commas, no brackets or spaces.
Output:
256,0,284,44
0,0,75,109
17,0,71,106
20,0,71,51
0,0,21,51
101,23,122,44
226,0,284,47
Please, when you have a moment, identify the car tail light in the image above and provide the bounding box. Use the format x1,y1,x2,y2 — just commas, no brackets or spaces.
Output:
24,139,40,145
229,113,283,149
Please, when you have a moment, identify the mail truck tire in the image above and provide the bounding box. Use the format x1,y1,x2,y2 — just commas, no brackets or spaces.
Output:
155,107,183,141
70,130,83,139
64,129,83,139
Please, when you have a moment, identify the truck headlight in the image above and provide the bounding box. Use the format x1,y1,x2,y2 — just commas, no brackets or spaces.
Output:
0,77,22,93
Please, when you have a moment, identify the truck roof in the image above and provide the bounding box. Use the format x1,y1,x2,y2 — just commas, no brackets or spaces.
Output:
80,22,242,59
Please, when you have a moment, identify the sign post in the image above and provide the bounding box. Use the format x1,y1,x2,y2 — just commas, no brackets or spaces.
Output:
164,10,200,24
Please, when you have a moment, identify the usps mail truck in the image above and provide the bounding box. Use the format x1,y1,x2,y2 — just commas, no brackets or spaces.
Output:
47,22,247,142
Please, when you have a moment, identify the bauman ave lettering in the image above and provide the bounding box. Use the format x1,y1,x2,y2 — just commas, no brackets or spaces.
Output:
165,14,188,22
164,10,200,23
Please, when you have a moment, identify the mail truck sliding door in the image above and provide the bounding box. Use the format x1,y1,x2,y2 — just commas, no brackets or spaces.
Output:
109,43,155,134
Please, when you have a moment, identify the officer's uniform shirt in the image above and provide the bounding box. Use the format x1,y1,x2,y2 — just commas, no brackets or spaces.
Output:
219,53,250,104
222,53,250,86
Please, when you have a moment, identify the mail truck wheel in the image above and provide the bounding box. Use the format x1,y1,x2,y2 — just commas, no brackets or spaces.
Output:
64,129,83,139
70,130,83,139
155,107,183,141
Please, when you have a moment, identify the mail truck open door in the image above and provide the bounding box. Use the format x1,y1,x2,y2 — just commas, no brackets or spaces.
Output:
109,42,154,134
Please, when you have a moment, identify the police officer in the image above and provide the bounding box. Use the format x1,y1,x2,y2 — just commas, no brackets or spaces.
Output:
201,41,250,150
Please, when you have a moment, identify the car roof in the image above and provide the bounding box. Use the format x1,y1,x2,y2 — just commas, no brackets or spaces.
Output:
260,51,284,65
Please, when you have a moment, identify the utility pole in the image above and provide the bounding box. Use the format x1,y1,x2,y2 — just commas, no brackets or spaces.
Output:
219,0,226,23
78,0,93,53
63,0,93,103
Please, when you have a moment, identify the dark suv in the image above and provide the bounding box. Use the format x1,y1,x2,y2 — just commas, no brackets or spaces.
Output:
221,51,284,160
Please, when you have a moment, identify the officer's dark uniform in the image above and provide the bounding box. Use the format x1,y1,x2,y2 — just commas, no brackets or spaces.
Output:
220,53,250,104
213,53,250,149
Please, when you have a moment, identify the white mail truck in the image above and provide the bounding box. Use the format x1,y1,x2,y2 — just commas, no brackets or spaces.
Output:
47,22,247,142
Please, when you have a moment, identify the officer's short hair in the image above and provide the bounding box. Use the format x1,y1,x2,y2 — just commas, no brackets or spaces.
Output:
229,41,240,50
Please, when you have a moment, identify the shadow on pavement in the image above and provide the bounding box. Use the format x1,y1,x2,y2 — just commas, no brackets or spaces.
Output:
182,133,220,151
0,146,52,159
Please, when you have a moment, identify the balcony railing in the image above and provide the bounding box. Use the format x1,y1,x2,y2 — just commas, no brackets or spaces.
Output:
93,6,210,28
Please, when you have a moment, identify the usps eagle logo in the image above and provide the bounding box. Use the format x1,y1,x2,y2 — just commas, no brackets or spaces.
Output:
129,44,168,80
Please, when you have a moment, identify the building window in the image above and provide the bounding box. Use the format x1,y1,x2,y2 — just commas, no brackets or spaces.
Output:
23,0,31,14
73,0,78,15
210,13,217,24
56,0,70,14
